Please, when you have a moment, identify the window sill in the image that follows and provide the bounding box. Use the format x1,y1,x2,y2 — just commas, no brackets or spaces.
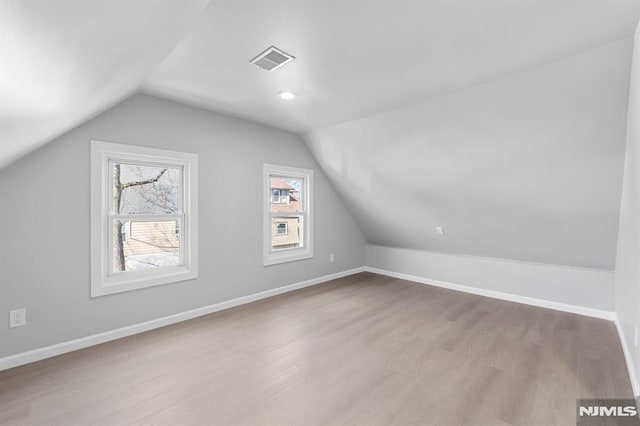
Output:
91,268,198,297
264,248,313,266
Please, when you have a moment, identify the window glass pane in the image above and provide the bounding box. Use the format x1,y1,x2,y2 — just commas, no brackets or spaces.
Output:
270,176,303,212
113,163,180,214
112,219,181,272
271,216,302,250
271,188,280,203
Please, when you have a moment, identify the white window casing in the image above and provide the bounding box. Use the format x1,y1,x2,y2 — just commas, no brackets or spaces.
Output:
91,141,198,297
264,164,313,266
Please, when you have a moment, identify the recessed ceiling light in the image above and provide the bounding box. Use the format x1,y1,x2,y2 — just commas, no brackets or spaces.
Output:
277,91,296,100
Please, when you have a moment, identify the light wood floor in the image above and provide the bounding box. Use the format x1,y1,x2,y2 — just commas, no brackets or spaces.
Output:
0,273,634,425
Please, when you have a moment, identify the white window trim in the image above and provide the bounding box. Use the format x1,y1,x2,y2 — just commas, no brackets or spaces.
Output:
264,164,313,266
91,141,198,297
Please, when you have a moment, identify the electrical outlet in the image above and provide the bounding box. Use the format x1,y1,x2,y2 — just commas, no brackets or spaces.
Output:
329,253,335,262
9,308,26,328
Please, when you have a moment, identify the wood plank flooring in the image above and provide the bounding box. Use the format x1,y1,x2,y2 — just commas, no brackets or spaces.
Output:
0,272,634,425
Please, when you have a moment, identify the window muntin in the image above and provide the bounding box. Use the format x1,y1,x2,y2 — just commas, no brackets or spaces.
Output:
91,141,198,297
270,177,302,211
264,165,313,265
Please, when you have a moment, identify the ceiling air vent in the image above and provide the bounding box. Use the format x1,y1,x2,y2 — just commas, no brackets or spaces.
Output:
249,46,295,71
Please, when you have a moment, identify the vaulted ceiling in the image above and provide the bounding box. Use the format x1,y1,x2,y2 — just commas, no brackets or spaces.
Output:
305,38,632,269
0,0,210,170
2,0,640,268
144,0,640,133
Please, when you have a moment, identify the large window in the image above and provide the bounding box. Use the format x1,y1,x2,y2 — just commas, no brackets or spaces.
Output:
91,141,198,297
264,164,313,266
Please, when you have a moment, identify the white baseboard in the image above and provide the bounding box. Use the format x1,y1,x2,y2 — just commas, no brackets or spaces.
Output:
615,317,640,398
0,267,365,372
364,266,615,321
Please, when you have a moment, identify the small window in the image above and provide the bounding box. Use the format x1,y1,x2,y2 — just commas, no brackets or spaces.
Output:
264,164,313,265
271,189,289,204
91,141,198,297
276,222,288,235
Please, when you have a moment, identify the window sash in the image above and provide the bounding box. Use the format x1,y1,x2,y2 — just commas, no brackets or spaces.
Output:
107,159,184,216
107,215,186,276
270,214,304,252
109,213,183,221
105,157,187,276
270,178,305,208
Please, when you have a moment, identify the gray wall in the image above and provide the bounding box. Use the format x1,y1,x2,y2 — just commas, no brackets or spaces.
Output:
305,38,632,270
367,245,613,312
615,26,640,396
0,94,365,358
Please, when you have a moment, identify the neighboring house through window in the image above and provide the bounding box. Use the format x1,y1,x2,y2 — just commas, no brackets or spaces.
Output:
91,141,198,297
264,164,313,265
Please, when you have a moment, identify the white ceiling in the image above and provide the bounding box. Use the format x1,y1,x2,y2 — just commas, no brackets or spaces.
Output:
144,0,640,133
1,1,639,269
305,38,633,269
3,1,640,170
0,0,210,170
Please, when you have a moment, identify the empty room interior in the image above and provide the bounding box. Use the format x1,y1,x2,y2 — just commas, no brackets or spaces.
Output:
3,1,640,424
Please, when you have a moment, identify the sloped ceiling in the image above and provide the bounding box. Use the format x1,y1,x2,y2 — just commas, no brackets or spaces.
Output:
0,0,210,170
144,0,640,132
305,39,632,269
2,1,640,269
